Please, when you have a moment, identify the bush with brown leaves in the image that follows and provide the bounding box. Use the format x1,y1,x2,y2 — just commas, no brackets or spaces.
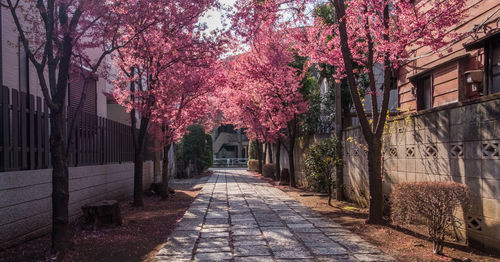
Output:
248,159,259,172
391,181,470,255
263,163,275,179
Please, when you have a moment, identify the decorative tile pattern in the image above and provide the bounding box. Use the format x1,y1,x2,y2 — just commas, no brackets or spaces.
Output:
467,216,483,232
406,147,415,157
450,144,464,158
482,142,500,158
424,145,438,157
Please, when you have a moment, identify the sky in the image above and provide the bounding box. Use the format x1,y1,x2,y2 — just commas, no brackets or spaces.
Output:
200,0,238,33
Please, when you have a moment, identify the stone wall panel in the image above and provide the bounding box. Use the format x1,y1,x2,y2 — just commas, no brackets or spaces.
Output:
342,97,500,254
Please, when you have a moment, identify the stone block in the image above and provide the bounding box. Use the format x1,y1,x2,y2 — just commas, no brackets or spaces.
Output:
309,245,348,256
436,159,451,176
450,106,466,125
233,240,268,247
234,245,271,257
482,198,500,220
194,252,232,261
464,177,482,198
463,141,482,160
405,132,416,145
396,159,406,172
201,231,229,238
482,159,500,180
482,217,500,239
273,250,313,259
234,257,274,262
232,228,262,236
450,159,464,176
482,178,500,199
481,120,500,140
405,172,416,182
482,235,500,254
478,99,500,122
384,158,398,172
424,159,440,175
169,230,199,238
414,172,430,182
450,124,481,142
197,240,229,248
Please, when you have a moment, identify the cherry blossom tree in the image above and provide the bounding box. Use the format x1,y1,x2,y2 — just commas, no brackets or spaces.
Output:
151,65,220,200
0,0,166,252
292,0,468,223
113,1,224,203
218,16,308,184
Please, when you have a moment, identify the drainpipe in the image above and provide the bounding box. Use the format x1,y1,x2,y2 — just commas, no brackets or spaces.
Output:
0,7,3,88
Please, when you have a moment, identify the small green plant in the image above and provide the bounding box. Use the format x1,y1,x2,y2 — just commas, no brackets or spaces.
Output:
248,140,258,160
304,137,342,205
176,125,213,175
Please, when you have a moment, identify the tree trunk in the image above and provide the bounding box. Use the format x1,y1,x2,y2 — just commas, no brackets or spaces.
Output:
288,135,296,188
132,113,149,207
161,144,171,200
256,141,263,174
51,109,70,252
275,140,281,181
327,175,332,206
367,140,384,224
335,144,344,201
133,146,144,206
268,143,273,164
433,240,444,255
263,143,268,164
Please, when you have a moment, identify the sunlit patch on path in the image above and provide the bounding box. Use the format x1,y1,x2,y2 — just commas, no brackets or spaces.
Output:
153,169,395,262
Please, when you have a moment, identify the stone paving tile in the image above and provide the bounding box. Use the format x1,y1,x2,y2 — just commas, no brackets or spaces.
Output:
154,169,395,262
234,245,272,257
234,257,275,262
194,252,233,261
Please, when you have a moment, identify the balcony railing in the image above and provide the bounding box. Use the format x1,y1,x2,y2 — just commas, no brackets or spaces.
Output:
213,158,248,167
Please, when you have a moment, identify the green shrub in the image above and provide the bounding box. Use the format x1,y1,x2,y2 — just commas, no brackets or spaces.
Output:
262,164,275,178
248,140,258,160
248,159,259,171
391,181,470,255
176,125,213,174
304,137,342,194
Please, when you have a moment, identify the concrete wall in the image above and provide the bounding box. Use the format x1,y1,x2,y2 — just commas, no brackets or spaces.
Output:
0,161,154,249
343,95,500,253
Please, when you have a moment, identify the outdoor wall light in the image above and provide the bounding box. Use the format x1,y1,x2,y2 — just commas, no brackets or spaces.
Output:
464,70,483,93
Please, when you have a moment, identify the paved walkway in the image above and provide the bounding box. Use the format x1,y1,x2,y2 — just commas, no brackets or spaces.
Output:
154,169,395,262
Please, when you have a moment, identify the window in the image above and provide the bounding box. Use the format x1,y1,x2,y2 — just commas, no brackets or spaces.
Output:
417,75,432,110
68,73,97,116
465,32,500,95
